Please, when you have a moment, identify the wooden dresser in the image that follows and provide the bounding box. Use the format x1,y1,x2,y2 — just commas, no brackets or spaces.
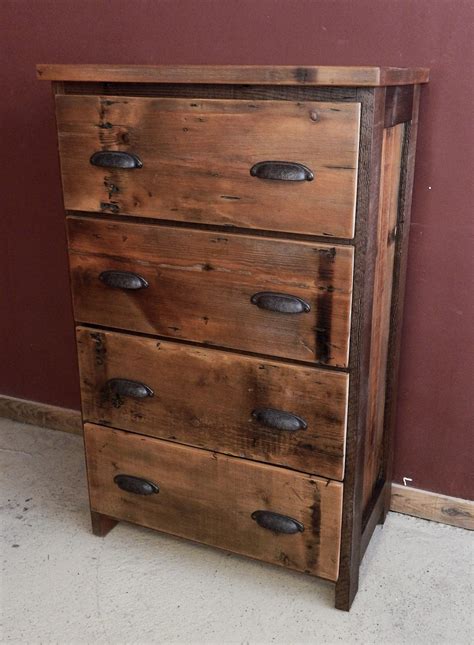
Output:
38,64,429,610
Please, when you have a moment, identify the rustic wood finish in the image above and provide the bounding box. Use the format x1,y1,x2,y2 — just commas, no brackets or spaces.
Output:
39,64,427,610
335,87,387,610
7,393,471,531
380,86,422,522
84,423,343,580
90,510,118,537
384,86,414,128
391,484,474,531
363,123,405,509
337,87,422,611
56,95,360,238
62,83,362,103
38,64,429,86
0,394,82,435
5,394,470,532
77,327,349,480
67,217,354,366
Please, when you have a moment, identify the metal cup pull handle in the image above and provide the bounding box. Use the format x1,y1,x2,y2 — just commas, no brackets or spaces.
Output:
251,510,304,534
99,270,148,290
114,474,159,496
90,151,143,169
250,161,314,182
251,292,311,314
105,378,154,400
252,408,307,432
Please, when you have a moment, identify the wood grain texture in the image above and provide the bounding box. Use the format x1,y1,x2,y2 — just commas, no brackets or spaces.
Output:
362,123,405,510
37,64,429,86
90,510,118,536
384,86,414,128
6,398,469,531
37,69,429,610
360,483,388,558
335,87,387,611
0,394,82,434
61,83,361,105
4,404,470,531
391,484,474,531
77,327,348,480
84,423,343,580
67,217,354,367
380,86,422,521
56,95,360,239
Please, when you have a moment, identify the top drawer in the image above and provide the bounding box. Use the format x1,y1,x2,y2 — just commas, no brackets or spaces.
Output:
55,95,360,238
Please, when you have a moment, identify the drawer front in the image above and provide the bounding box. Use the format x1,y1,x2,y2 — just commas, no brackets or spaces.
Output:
77,328,348,480
67,217,354,367
56,95,360,238
84,423,343,580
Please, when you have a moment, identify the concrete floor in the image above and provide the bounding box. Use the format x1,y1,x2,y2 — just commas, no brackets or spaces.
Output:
1,419,472,644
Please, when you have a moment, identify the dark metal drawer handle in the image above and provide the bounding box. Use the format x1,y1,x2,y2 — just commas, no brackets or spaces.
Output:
250,161,314,182
252,407,307,432
251,511,304,534
251,292,311,314
114,474,159,496
99,270,148,290
90,151,143,169
106,378,154,400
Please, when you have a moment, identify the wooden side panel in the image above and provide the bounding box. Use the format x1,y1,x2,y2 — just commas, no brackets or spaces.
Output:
84,423,343,581
77,328,348,480
363,124,405,511
380,86,422,520
335,87,387,611
67,217,354,367
56,95,360,238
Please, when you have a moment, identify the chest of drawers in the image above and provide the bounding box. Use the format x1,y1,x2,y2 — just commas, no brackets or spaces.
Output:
38,64,429,610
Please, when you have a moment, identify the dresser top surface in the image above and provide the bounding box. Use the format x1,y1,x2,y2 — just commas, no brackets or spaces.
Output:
36,64,429,86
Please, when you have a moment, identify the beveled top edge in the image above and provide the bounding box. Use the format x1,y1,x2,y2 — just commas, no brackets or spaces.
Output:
36,64,430,86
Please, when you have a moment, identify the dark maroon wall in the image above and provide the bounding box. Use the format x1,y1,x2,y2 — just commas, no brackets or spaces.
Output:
1,0,473,500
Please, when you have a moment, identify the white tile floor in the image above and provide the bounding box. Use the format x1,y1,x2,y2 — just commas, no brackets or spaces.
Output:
1,418,473,644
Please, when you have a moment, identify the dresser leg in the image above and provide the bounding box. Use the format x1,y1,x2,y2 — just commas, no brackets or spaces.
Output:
378,482,392,525
90,511,118,537
378,507,388,525
335,566,359,611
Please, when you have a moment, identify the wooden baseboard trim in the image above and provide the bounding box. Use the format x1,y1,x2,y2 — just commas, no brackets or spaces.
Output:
0,394,82,435
390,483,473,530
0,395,472,530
